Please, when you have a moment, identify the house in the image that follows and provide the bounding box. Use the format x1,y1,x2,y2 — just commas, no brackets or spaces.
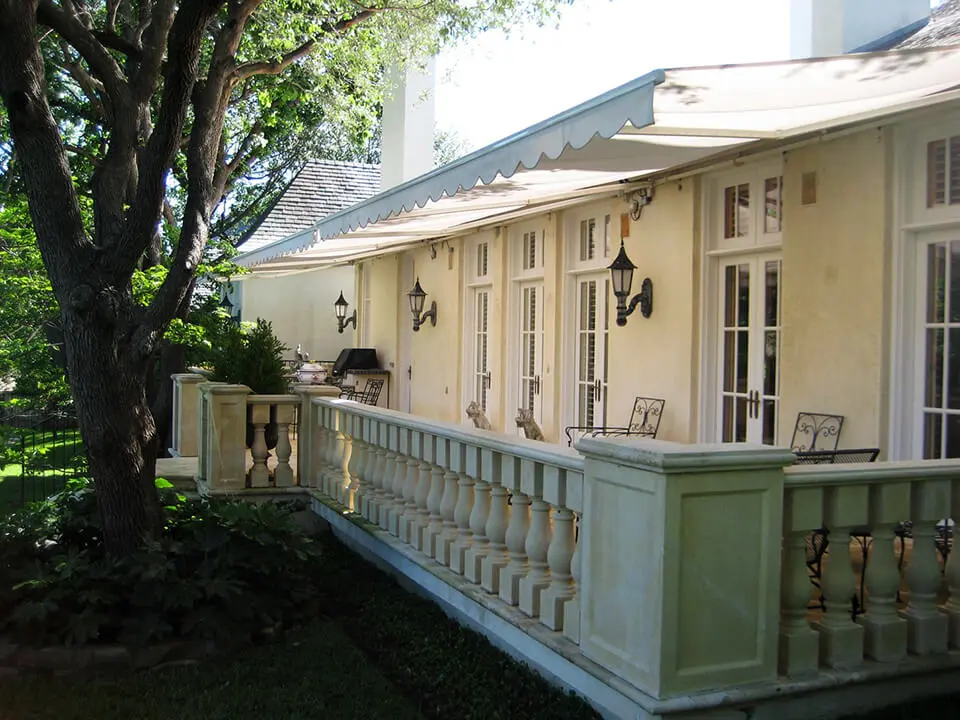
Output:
165,4,960,716
233,1,960,462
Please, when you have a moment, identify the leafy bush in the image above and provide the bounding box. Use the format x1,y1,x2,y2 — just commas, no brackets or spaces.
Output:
0,479,322,647
209,318,289,395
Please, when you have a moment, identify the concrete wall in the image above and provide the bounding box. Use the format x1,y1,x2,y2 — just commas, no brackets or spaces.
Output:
238,265,356,362
779,128,889,450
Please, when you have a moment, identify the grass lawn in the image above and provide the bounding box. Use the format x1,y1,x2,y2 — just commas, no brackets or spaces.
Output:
0,427,84,514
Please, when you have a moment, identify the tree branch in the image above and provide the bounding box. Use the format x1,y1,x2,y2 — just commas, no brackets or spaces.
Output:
36,0,130,111
234,8,384,79
92,28,141,58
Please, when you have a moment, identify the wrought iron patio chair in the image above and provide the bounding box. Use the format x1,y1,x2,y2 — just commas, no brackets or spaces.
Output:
791,411,844,453
344,378,384,406
564,396,665,447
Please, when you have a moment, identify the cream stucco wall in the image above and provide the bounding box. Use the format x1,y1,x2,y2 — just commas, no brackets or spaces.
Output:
603,181,700,444
407,243,464,424
238,265,356,362
360,255,401,409
779,128,889,450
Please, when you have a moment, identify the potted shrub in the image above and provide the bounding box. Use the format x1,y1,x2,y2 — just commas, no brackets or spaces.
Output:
209,318,289,450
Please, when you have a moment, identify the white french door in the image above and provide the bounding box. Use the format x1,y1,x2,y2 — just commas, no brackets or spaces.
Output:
574,273,610,430
517,281,544,429
915,235,960,459
716,255,782,444
472,287,492,414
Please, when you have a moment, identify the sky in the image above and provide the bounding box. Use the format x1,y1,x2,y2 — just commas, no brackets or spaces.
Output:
433,0,943,151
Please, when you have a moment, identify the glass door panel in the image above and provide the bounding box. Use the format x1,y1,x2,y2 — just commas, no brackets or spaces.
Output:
575,274,608,429
518,282,544,426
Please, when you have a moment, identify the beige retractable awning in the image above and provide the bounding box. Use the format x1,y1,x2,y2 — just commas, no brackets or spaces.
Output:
237,46,960,274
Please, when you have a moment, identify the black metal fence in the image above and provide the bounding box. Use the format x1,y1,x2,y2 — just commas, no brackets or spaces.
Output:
0,404,87,513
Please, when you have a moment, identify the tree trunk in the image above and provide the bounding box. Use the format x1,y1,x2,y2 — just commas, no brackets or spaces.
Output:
64,311,163,555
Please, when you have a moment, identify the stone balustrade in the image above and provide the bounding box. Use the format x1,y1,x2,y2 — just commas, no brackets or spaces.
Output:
780,461,960,676
312,397,586,645
169,373,205,458
183,376,960,716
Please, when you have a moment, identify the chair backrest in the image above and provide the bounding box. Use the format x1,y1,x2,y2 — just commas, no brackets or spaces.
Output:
628,397,666,438
790,412,844,452
361,378,385,406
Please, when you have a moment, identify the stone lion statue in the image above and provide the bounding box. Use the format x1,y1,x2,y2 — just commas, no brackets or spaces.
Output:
466,401,492,430
515,408,544,441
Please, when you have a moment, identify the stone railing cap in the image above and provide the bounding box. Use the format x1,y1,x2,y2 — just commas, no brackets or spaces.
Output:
171,372,207,382
292,384,342,396
576,437,796,474
202,383,248,395
247,394,299,404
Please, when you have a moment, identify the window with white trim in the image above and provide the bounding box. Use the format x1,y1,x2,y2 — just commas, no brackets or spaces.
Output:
925,136,960,208
464,235,494,416
710,169,783,251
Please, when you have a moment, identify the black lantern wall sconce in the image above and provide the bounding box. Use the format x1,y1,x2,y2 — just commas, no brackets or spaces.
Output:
609,240,653,326
334,291,357,333
407,278,437,332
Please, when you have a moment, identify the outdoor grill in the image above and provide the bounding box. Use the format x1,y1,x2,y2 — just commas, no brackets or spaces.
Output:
331,348,379,377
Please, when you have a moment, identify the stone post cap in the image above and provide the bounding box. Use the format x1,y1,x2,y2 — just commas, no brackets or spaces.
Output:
575,437,796,474
292,384,342,397
171,372,207,383
201,383,251,395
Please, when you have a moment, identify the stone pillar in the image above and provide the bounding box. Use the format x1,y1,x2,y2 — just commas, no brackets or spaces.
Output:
577,437,793,700
293,385,341,487
196,383,250,493
169,373,205,457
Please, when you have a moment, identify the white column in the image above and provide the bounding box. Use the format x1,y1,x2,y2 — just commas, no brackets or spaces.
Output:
563,514,582,644
902,479,951,655
945,478,960,648
779,486,821,677
411,434,435,552
540,506,575,630
449,442,476,576
499,457,531,606
481,453,510,594
398,431,422,545
423,436,447,559
464,447,492,584
435,439,460,566
249,403,270,488
387,428,409,537
858,482,909,662
350,416,369,516
519,497,551,617
169,372,205,457
273,403,295,488
814,485,867,669
293,385,341,489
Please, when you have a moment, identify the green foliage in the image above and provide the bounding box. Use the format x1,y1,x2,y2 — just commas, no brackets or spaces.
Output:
0,479,323,647
209,318,289,395
0,198,70,405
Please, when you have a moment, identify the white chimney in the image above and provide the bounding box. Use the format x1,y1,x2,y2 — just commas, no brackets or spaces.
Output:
379,58,437,191
790,0,930,58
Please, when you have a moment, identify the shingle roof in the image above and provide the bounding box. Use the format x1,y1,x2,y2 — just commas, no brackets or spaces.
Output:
236,159,381,254
895,1,960,50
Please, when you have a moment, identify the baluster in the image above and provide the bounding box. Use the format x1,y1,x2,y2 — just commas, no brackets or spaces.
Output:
435,439,460,566
386,428,407,535
249,403,270,488
519,496,552,617
373,423,392,525
500,492,530,606
779,487,821,676
378,442,398,529
903,479,950,655
464,448,493,584
858,483,909,662
320,406,335,497
370,433,388,520
423,437,447,559
450,443,476,575
563,513,582,644
339,418,355,509
541,505,575,630
350,416,367,514
310,404,325,490
364,422,383,523
274,404,295,487
398,432,422,545
332,411,349,505
411,435,434,552
814,486,867,668
481,453,509,594
325,407,341,498
945,479,960,648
